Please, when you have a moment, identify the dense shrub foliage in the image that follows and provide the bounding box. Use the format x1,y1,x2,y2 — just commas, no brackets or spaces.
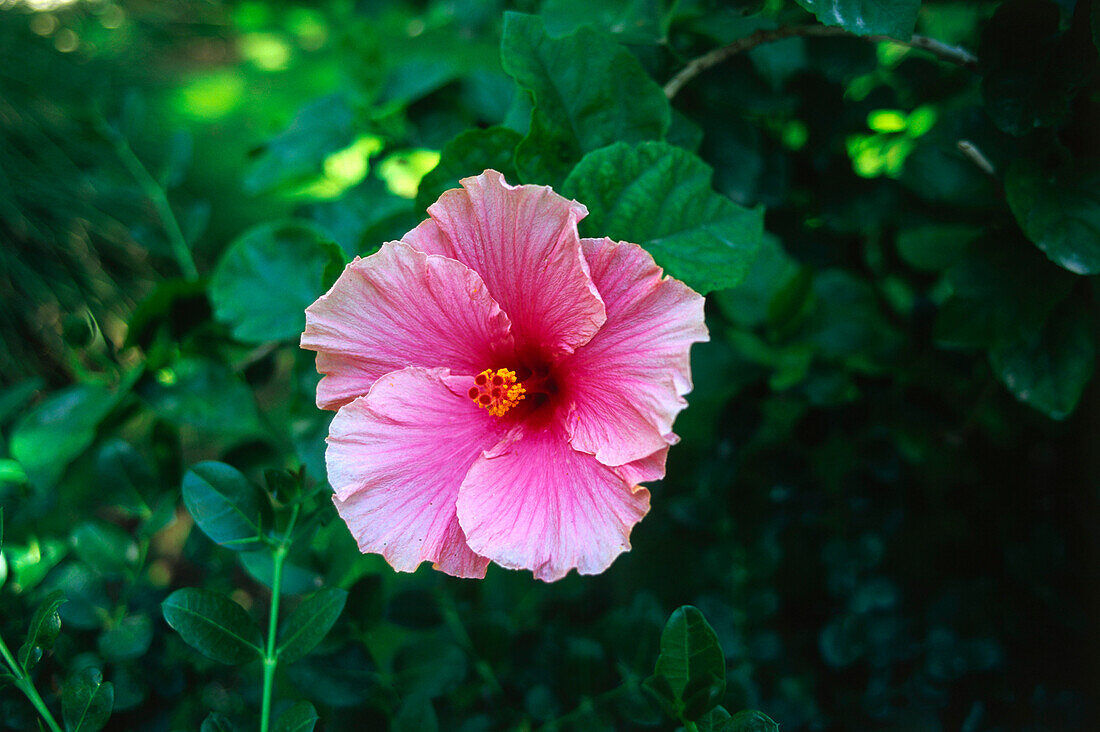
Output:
1,0,1098,730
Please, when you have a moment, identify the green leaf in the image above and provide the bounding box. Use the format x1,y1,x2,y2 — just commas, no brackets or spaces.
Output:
277,587,348,664
728,709,781,732
561,141,764,293
239,551,321,595
416,127,522,211
244,95,356,195
10,383,122,489
393,695,439,732
162,588,263,664
794,0,920,39
200,713,237,732
979,0,1097,136
990,303,1096,420
643,605,726,722
501,12,669,186
182,462,270,550
97,614,154,662
19,590,65,670
94,439,154,516
71,521,138,575
209,220,344,343
273,701,319,732
140,356,263,439
62,667,113,732
1006,161,1100,275
696,705,733,732
896,225,980,272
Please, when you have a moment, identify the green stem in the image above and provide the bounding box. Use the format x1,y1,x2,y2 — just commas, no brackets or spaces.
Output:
259,505,299,732
684,722,700,732
0,631,64,732
94,115,199,281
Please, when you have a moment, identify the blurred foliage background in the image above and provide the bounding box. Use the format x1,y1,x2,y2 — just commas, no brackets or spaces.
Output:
1,0,1098,729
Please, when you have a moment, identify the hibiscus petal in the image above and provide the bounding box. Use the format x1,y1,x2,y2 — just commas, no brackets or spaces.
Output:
563,238,708,467
328,367,509,578
456,422,650,582
615,445,669,490
403,170,606,357
301,241,513,410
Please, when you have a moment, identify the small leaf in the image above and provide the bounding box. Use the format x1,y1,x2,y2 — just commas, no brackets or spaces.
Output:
19,590,65,670
71,521,138,576
272,701,319,732
795,0,920,38
239,551,322,596
209,220,344,343
697,705,733,732
644,605,726,722
416,127,522,211
200,712,237,732
1006,160,1100,275
728,710,781,732
97,614,154,662
182,462,270,550
162,588,263,664
393,695,439,732
562,141,764,293
62,667,114,732
277,587,348,664
94,439,155,515
501,12,669,186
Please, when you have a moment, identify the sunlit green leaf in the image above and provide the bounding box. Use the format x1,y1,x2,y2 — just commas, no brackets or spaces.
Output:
501,12,669,186
562,141,763,293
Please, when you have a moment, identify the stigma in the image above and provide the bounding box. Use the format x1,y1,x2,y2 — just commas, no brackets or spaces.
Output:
468,368,526,417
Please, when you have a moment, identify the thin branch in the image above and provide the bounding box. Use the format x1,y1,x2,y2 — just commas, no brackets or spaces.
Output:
664,25,978,99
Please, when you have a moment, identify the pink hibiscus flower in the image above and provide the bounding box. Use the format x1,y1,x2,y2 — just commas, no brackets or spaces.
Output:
300,170,707,581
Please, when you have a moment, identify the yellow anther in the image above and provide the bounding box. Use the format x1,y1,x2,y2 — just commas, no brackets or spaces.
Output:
468,368,526,417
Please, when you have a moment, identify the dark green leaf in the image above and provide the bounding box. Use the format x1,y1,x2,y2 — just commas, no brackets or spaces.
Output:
272,701,319,732
794,0,920,39
308,177,415,257
239,551,321,595
19,590,65,670
990,303,1096,420
728,710,780,732
62,667,113,732
183,462,270,550
896,225,980,272
393,695,439,732
11,383,122,488
71,521,137,575
162,588,263,664
561,141,764,293
416,127,522,211
1006,161,1100,275
97,614,154,662
278,587,348,664
697,705,733,732
200,713,237,732
644,605,726,722
140,357,263,439
501,12,669,186
980,0,1096,135
94,439,154,515
209,220,344,343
